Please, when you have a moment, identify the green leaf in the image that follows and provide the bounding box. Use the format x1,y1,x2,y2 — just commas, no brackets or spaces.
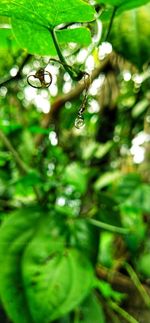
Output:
64,162,88,194
132,99,149,118
96,193,121,227
122,184,150,214
0,122,22,134
137,254,150,278
0,0,95,26
111,173,141,204
108,4,150,68
28,126,52,135
11,19,56,55
0,0,95,55
12,21,92,55
120,205,146,251
94,141,113,159
22,221,94,323
0,27,19,49
94,171,121,190
99,0,150,12
50,250,94,321
95,279,125,302
0,207,42,323
98,232,114,268
0,151,10,166
76,292,106,323
13,171,43,187
82,141,98,160
57,27,92,47
118,0,150,12
69,218,99,263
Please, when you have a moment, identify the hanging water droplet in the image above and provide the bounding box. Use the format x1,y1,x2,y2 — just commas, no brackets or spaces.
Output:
74,115,84,129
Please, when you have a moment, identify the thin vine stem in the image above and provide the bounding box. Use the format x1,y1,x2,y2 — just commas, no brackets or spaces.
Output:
0,54,31,88
104,6,118,42
87,218,129,235
109,300,139,323
50,28,84,81
125,262,150,308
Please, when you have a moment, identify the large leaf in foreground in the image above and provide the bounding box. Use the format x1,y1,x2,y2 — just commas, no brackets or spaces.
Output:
0,207,42,323
0,0,95,55
12,21,92,55
0,0,95,26
22,214,94,322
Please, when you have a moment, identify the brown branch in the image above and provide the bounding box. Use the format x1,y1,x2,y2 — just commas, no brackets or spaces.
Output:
96,265,150,303
34,55,111,146
0,54,32,88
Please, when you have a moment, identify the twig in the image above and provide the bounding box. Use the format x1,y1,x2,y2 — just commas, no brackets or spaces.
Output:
96,264,150,302
87,218,129,234
109,300,139,323
125,263,150,308
104,6,118,42
0,54,32,88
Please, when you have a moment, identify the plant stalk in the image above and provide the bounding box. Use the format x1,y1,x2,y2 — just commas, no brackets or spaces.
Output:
109,300,139,323
87,218,129,235
104,6,117,42
50,29,84,81
125,262,150,308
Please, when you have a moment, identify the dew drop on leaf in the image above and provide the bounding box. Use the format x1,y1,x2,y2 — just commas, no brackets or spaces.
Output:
74,116,84,129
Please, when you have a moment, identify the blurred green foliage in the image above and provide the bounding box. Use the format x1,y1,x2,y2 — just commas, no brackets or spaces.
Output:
0,1,150,322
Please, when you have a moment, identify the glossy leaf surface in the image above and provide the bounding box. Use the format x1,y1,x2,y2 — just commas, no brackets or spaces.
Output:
0,0,95,55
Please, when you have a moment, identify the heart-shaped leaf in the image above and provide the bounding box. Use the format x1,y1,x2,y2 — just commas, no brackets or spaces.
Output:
12,21,92,55
0,0,96,55
0,0,95,27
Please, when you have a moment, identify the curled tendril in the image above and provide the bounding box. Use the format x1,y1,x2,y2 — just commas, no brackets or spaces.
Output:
75,72,91,129
27,68,52,89
27,59,91,129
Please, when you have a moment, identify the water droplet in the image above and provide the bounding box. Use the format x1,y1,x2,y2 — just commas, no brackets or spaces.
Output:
74,115,84,129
